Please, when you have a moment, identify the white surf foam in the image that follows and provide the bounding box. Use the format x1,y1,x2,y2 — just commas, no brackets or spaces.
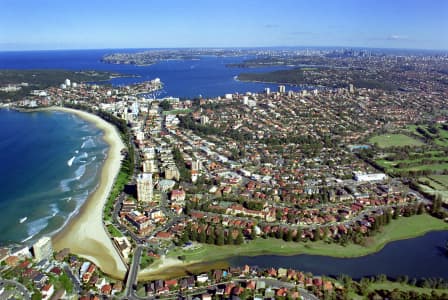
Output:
74,164,86,180
26,217,50,237
21,234,35,243
81,137,95,149
60,178,74,192
67,156,75,167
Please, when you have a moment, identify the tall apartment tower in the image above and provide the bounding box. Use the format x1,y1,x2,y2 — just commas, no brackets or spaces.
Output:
32,236,53,262
279,85,286,93
349,84,355,93
137,173,153,203
191,159,201,183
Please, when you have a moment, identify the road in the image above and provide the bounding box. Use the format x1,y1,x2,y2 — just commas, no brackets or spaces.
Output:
190,198,416,232
62,264,82,294
252,278,319,300
130,277,320,300
125,245,144,299
0,279,31,300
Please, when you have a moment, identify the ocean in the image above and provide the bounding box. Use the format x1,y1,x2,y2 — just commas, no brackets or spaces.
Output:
0,109,107,245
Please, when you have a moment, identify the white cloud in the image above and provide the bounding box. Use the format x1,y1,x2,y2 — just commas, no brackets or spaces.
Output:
387,35,409,41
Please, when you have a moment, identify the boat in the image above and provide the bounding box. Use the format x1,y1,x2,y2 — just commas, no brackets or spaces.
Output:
19,217,27,223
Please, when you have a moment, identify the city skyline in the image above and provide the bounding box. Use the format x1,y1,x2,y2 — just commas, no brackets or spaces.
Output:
1,0,448,51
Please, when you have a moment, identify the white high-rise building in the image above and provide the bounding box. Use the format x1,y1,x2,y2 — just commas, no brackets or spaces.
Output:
64,78,71,87
192,159,201,172
137,173,153,203
32,236,53,262
265,88,271,95
349,84,355,93
279,85,286,93
200,115,209,125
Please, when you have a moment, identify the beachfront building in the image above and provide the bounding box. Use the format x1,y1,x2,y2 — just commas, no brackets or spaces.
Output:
32,236,53,262
137,173,154,204
113,237,132,261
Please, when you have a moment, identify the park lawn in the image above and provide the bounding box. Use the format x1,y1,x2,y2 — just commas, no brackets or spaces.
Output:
405,125,424,138
368,281,448,296
369,134,424,148
430,175,448,188
376,159,397,169
417,180,448,203
168,214,448,263
419,177,446,191
378,157,448,172
406,124,448,147
435,139,448,147
401,163,448,172
107,224,123,237
346,292,364,300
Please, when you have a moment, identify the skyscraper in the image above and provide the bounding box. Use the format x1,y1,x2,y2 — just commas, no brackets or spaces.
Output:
137,173,153,203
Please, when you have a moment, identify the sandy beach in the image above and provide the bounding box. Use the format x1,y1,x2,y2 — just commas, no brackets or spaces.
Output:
50,107,128,279
138,257,228,281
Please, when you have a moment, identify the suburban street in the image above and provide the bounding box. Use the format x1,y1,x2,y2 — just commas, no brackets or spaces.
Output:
125,245,144,299
0,279,31,300
62,264,82,294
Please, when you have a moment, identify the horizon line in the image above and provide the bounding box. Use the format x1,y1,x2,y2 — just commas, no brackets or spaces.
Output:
1,44,447,53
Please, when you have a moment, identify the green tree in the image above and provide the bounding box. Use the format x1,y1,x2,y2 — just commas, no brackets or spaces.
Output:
393,208,400,219
206,229,216,244
250,227,257,240
59,273,73,293
159,100,172,110
276,229,284,240
189,228,198,241
432,195,443,214
417,202,425,214
216,229,225,246
32,292,42,300
294,228,302,242
198,230,206,243
236,230,244,245
225,231,233,245
385,209,392,224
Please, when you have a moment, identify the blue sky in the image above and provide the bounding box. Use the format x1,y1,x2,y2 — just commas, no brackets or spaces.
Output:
1,0,447,50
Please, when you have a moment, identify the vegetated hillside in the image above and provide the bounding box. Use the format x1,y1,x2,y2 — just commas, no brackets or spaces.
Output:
238,68,305,85
0,69,118,101
238,67,397,90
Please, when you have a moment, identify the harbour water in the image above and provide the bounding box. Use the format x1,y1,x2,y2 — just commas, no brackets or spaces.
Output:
229,230,448,279
0,109,107,245
0,49,299,98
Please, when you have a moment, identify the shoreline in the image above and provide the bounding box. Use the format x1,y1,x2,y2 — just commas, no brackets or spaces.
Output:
233,76,318,89
46,107,128,279
138,215,448,280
